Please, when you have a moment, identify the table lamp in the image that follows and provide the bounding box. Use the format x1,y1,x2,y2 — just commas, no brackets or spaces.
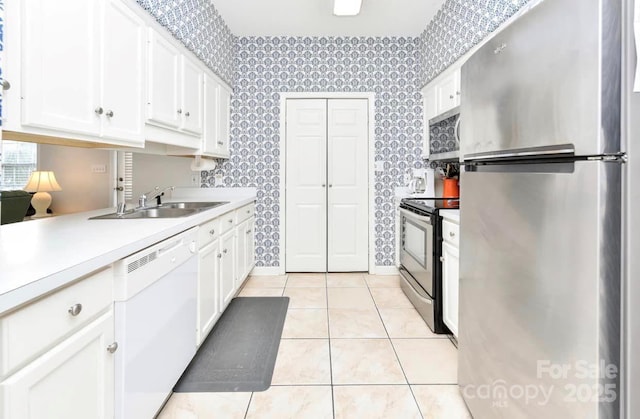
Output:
24,171,62,218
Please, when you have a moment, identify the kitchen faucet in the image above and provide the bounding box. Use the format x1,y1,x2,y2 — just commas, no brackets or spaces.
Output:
138,186,175,208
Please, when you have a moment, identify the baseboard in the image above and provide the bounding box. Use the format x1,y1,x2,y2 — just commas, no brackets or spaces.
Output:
373,265,400,275
249,267,284,276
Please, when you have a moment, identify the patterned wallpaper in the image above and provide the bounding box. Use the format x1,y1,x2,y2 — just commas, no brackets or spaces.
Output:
419,0,531,85
135,0,235,85
201,37,425,267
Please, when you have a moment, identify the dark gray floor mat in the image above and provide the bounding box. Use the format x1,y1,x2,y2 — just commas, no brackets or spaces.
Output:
174,296,289,392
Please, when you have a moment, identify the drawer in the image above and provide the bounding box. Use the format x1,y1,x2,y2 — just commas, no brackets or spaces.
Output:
219,211,236,234
235,203,255,224
442,220,460,247
0,267,113,378
198,217,219,248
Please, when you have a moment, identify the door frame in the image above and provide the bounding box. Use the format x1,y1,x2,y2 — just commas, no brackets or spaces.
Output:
279,92,376,275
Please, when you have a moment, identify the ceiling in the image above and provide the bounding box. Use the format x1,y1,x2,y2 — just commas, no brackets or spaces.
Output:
212,0,447,37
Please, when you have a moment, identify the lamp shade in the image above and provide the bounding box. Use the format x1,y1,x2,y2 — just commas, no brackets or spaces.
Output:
24,171,62,193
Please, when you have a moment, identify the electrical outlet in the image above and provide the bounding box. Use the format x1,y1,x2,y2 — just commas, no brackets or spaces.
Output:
91,164,107,174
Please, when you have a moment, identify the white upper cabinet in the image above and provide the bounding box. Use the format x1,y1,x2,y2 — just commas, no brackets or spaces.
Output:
100,0,146,144
198,72,231,158
217,84,232,157
9,0,145,147
202,73,220,156
421,66,462,159
180,56,204,135
20,0,101,137
437,69,461,112
147,30,182,130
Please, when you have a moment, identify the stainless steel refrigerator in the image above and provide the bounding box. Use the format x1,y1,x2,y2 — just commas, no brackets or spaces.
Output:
458,0,626,417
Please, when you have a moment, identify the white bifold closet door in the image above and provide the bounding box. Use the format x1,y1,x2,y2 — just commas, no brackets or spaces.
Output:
285,98,368,272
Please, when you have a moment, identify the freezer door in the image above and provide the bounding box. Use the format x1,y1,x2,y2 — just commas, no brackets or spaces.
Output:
460,0,621,159
458,160,621,418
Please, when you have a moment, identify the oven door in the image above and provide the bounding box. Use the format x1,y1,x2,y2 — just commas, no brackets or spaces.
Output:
399,208,433,296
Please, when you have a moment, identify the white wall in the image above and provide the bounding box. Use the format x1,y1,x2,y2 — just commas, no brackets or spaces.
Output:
131,153,197,203
38,145,113,214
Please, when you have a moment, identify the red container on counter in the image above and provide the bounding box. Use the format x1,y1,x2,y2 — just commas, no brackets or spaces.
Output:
443,178,459,208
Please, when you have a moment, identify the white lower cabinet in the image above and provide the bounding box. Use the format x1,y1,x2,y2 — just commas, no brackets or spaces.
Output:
441,219,460,337
196,239,220,346
1,311,115,419
219,230,236,310
235,217,255,286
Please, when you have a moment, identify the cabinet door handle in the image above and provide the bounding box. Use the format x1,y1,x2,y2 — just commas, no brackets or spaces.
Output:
68,303,83,316
223,249,228,254
94,107,103,115
177,109,182,114
217,141,224,145
439,256,445,262
247,210,251,214
449,94,454,99
322,184,326,188
185,111,190,117
449,231,455,237
456,91,461,96
217,253,222,259
228,219,233,223
246,229,252,234
2,79,10,91
105,110,114,118
209,229,215,235
107,342,118,354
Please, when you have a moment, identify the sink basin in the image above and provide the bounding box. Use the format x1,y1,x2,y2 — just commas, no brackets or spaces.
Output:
89,201,229,220
160,201,228,210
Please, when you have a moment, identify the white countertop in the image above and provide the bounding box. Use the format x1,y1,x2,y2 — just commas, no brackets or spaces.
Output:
440,209,460,223
0,188,256,314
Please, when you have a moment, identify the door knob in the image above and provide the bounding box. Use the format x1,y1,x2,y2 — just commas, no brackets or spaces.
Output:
2,80,11,90
177,109,182,114
329,184,333,188
107,342,118,354
322,184,326,187
95,107,104,115
185,111,190,117
105,110,114,118
439,256,445,262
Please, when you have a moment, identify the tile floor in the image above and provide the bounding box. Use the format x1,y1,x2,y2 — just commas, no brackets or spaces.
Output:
157,273,471,419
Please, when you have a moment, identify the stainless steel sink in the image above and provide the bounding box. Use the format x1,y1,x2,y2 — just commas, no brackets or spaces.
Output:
89,201,229,220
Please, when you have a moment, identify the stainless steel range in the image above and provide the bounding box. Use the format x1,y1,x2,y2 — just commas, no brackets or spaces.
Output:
398,198,458,334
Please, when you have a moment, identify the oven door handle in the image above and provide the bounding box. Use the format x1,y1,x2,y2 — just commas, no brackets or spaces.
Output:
400,208,432,225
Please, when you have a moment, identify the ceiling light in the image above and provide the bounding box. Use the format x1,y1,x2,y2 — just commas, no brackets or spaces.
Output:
333,0,362,16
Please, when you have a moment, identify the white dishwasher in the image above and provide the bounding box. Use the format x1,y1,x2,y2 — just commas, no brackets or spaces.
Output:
113,227,198,419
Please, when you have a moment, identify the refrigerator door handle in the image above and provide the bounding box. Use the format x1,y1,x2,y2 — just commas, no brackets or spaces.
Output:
463,144,575,162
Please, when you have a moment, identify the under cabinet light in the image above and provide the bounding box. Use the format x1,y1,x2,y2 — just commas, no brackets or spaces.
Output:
334,0,362,16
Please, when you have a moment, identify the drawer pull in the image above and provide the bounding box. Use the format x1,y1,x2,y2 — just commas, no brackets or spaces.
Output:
209,229,215,235
223,249,228,254
68,303,83,316
107,342,118,354
449,231,456,237
228,219,233,223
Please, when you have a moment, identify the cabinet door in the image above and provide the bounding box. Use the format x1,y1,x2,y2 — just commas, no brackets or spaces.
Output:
21,0,101,135
437,69,461,113
181,56,204,135
216,84,231,157
147,30,181,129
1,312,115,419
246,217,255,274
422,85,437,159
100,0,146,146
442,241,460,337
219,231,236,309
235,220,248,287
197,240,220,345
202,73,220,155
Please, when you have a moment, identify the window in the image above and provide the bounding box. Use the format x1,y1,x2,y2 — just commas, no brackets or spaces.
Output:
0,141,38,191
